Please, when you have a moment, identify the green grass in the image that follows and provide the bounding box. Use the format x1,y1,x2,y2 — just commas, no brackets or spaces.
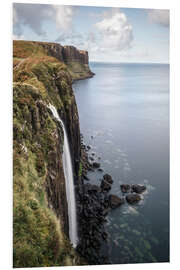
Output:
66,61,91,80
78,162,83,177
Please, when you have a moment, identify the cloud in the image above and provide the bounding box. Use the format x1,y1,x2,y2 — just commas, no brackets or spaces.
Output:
55,31,83,43
55,9,133,54
13,3,75,37
13,4,134,58
13,3,51,35
95,9,133,51
52,5,75,31
55,30,98,52
13,5,18,25
12,34,24,40
148,9,169,27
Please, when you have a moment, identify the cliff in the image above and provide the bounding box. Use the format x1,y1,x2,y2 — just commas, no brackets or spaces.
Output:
26,41,95,81
13,40,89,267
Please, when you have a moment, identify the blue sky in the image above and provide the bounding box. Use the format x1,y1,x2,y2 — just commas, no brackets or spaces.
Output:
13,3,169,63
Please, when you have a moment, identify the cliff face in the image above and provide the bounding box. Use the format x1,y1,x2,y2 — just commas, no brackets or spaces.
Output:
35,41,94,81
13,40,87,267
63,46,88,65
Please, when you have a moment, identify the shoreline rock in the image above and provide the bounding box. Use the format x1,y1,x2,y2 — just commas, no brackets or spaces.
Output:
126,193,141,204
103,174,113,184
120,183,146,194
131,184,146,194
120,184,131,193
100,179,112,192
108,195,125,209
92,162,101,168
77,182,110,264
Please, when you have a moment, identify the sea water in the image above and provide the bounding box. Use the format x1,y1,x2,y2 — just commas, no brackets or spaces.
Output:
73,62,169,263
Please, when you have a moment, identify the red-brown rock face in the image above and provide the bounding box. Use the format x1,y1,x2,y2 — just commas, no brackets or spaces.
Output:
40,42,90,65
79,50,89,65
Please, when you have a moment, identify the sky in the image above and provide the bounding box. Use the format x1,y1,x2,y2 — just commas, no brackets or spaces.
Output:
13,3,169,63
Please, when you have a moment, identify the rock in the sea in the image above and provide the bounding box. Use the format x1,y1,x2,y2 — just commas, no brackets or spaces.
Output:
120,184,131,193
100,179,111,192
126,193,141,204
108,195,125,209
131,184,146,194
86,145,91,150
103,174,113,184
92,162,100,168
98,168,103,172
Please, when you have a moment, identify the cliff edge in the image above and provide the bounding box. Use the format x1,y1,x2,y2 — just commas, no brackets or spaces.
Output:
13,40,90,267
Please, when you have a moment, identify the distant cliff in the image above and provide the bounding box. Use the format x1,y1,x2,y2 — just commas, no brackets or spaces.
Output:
13,40,90,267
15,41,95,82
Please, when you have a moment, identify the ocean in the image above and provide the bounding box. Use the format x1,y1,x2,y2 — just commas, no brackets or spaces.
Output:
73,62,169,264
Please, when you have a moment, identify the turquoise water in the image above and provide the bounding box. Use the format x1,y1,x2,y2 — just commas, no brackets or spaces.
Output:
73,62,169,264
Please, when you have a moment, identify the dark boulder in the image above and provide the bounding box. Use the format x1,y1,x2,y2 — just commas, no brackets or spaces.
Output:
126,193,141,204
108,194,125,209
103,174,113,184
131,184,146,194
100,179,111,192
120,184,131,193
92,162,100,168
98,168,103,172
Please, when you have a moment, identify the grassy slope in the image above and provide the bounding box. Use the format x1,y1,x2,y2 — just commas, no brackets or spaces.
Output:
66,61,91,81
13,40,85,267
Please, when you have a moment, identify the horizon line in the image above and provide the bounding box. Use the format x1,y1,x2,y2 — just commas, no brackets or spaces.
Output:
89,61,169,65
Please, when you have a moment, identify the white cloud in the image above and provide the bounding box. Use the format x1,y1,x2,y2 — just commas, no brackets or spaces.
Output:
13,4,133,54
55,10,134,56
13,6,18,25
13,3,75,37
148,9,169,27
13,3,51,35
95,9,133,51
52,5,75,31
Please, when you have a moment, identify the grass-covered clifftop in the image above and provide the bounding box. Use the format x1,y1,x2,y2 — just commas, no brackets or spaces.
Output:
13,40,86,267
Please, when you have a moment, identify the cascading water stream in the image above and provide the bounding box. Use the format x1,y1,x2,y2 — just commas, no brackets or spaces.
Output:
48,104,78,248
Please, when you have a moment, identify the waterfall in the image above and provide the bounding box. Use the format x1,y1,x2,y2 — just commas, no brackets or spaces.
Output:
48,104,78,248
